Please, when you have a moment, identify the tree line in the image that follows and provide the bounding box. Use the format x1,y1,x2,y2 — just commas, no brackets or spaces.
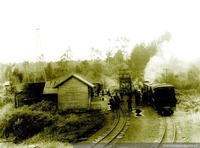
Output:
1,32,200,90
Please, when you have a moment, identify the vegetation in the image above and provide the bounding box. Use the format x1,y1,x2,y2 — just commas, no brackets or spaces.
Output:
176,89,200,113
0,33,164,82
0,101,106,144
1,32,200,90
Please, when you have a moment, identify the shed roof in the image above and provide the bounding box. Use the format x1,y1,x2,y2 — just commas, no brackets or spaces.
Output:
54,74,94,88
43,81,58,94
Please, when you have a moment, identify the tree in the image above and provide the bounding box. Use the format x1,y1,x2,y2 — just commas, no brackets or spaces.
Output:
187,65,200,88
87,61,103,80
22,61,30,82
12,68,23,83
57,47,73,74
128,39,159,80
35,54,46,81
0,64,6,83
113,49,124,64
90,47,102,61
75,64,82,74
173,72,189,89
75,60,90,75
114,37,130,60
129,43,148,79
158,31,172,43
105,50,113,66
45,62,55,81
4,64,15,82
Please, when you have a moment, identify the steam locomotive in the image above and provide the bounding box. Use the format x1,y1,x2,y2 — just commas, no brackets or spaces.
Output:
142,81,177,115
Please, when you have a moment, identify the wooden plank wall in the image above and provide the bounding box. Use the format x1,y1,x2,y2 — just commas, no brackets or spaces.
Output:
58,77,89,111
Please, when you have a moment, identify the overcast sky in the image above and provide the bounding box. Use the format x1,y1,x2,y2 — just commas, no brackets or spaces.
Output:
0,0,200,63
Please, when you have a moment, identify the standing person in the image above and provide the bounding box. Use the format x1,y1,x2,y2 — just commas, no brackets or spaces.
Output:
109,96,115,111
127,92,132,111
141,88,147,103
114,92,120,109
135,90,141,106
127,98,132,111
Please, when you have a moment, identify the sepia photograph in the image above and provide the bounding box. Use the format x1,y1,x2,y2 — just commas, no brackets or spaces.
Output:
0,0,200,147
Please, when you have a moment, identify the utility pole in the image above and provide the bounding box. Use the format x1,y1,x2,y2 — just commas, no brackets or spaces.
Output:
163,68,170,83
35,28,40,82
35,28,46,82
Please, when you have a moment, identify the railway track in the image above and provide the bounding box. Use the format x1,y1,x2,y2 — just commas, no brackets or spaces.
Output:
153,116,176,148
89,105,128,148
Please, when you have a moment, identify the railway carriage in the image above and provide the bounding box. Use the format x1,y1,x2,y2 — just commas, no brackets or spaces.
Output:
142,81,177,115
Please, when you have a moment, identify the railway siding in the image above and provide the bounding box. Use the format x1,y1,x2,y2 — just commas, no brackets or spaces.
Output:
118,105,161,143
92,105,127,148
75,94,181,148
174,121,182,141
74,95,128,148
153,116,177,148
76,91,200,147
153,117,165,143
161,117,176,143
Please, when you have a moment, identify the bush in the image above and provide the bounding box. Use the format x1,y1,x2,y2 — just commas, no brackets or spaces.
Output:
0,108,54,143
176,89,200,113
0,96,13,107
0,101,106,144
28,100,57,113
45,112,106,142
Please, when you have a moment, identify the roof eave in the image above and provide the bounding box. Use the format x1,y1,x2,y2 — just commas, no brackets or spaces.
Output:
54,74,94,88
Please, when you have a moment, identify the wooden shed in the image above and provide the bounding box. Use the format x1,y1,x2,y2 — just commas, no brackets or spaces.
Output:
42,81,58,104
15,82,45,108
54,74,94,112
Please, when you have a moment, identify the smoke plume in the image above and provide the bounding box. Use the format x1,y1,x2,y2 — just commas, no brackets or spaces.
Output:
144,38,198,82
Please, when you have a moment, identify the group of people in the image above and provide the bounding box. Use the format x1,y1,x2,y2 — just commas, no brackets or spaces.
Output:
109,93,121,111
126,90,141,111
108,90,141,111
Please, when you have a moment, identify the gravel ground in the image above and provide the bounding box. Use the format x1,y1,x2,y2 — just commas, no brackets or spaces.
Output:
173,110,200,143
118,100,161,143
83,94,200,147
119,95,200,145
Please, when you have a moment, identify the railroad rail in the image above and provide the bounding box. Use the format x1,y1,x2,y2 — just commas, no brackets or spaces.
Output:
153,116,176,148
90,105,127,148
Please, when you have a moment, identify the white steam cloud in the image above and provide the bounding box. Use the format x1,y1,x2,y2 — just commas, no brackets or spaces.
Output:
144,36,200,82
